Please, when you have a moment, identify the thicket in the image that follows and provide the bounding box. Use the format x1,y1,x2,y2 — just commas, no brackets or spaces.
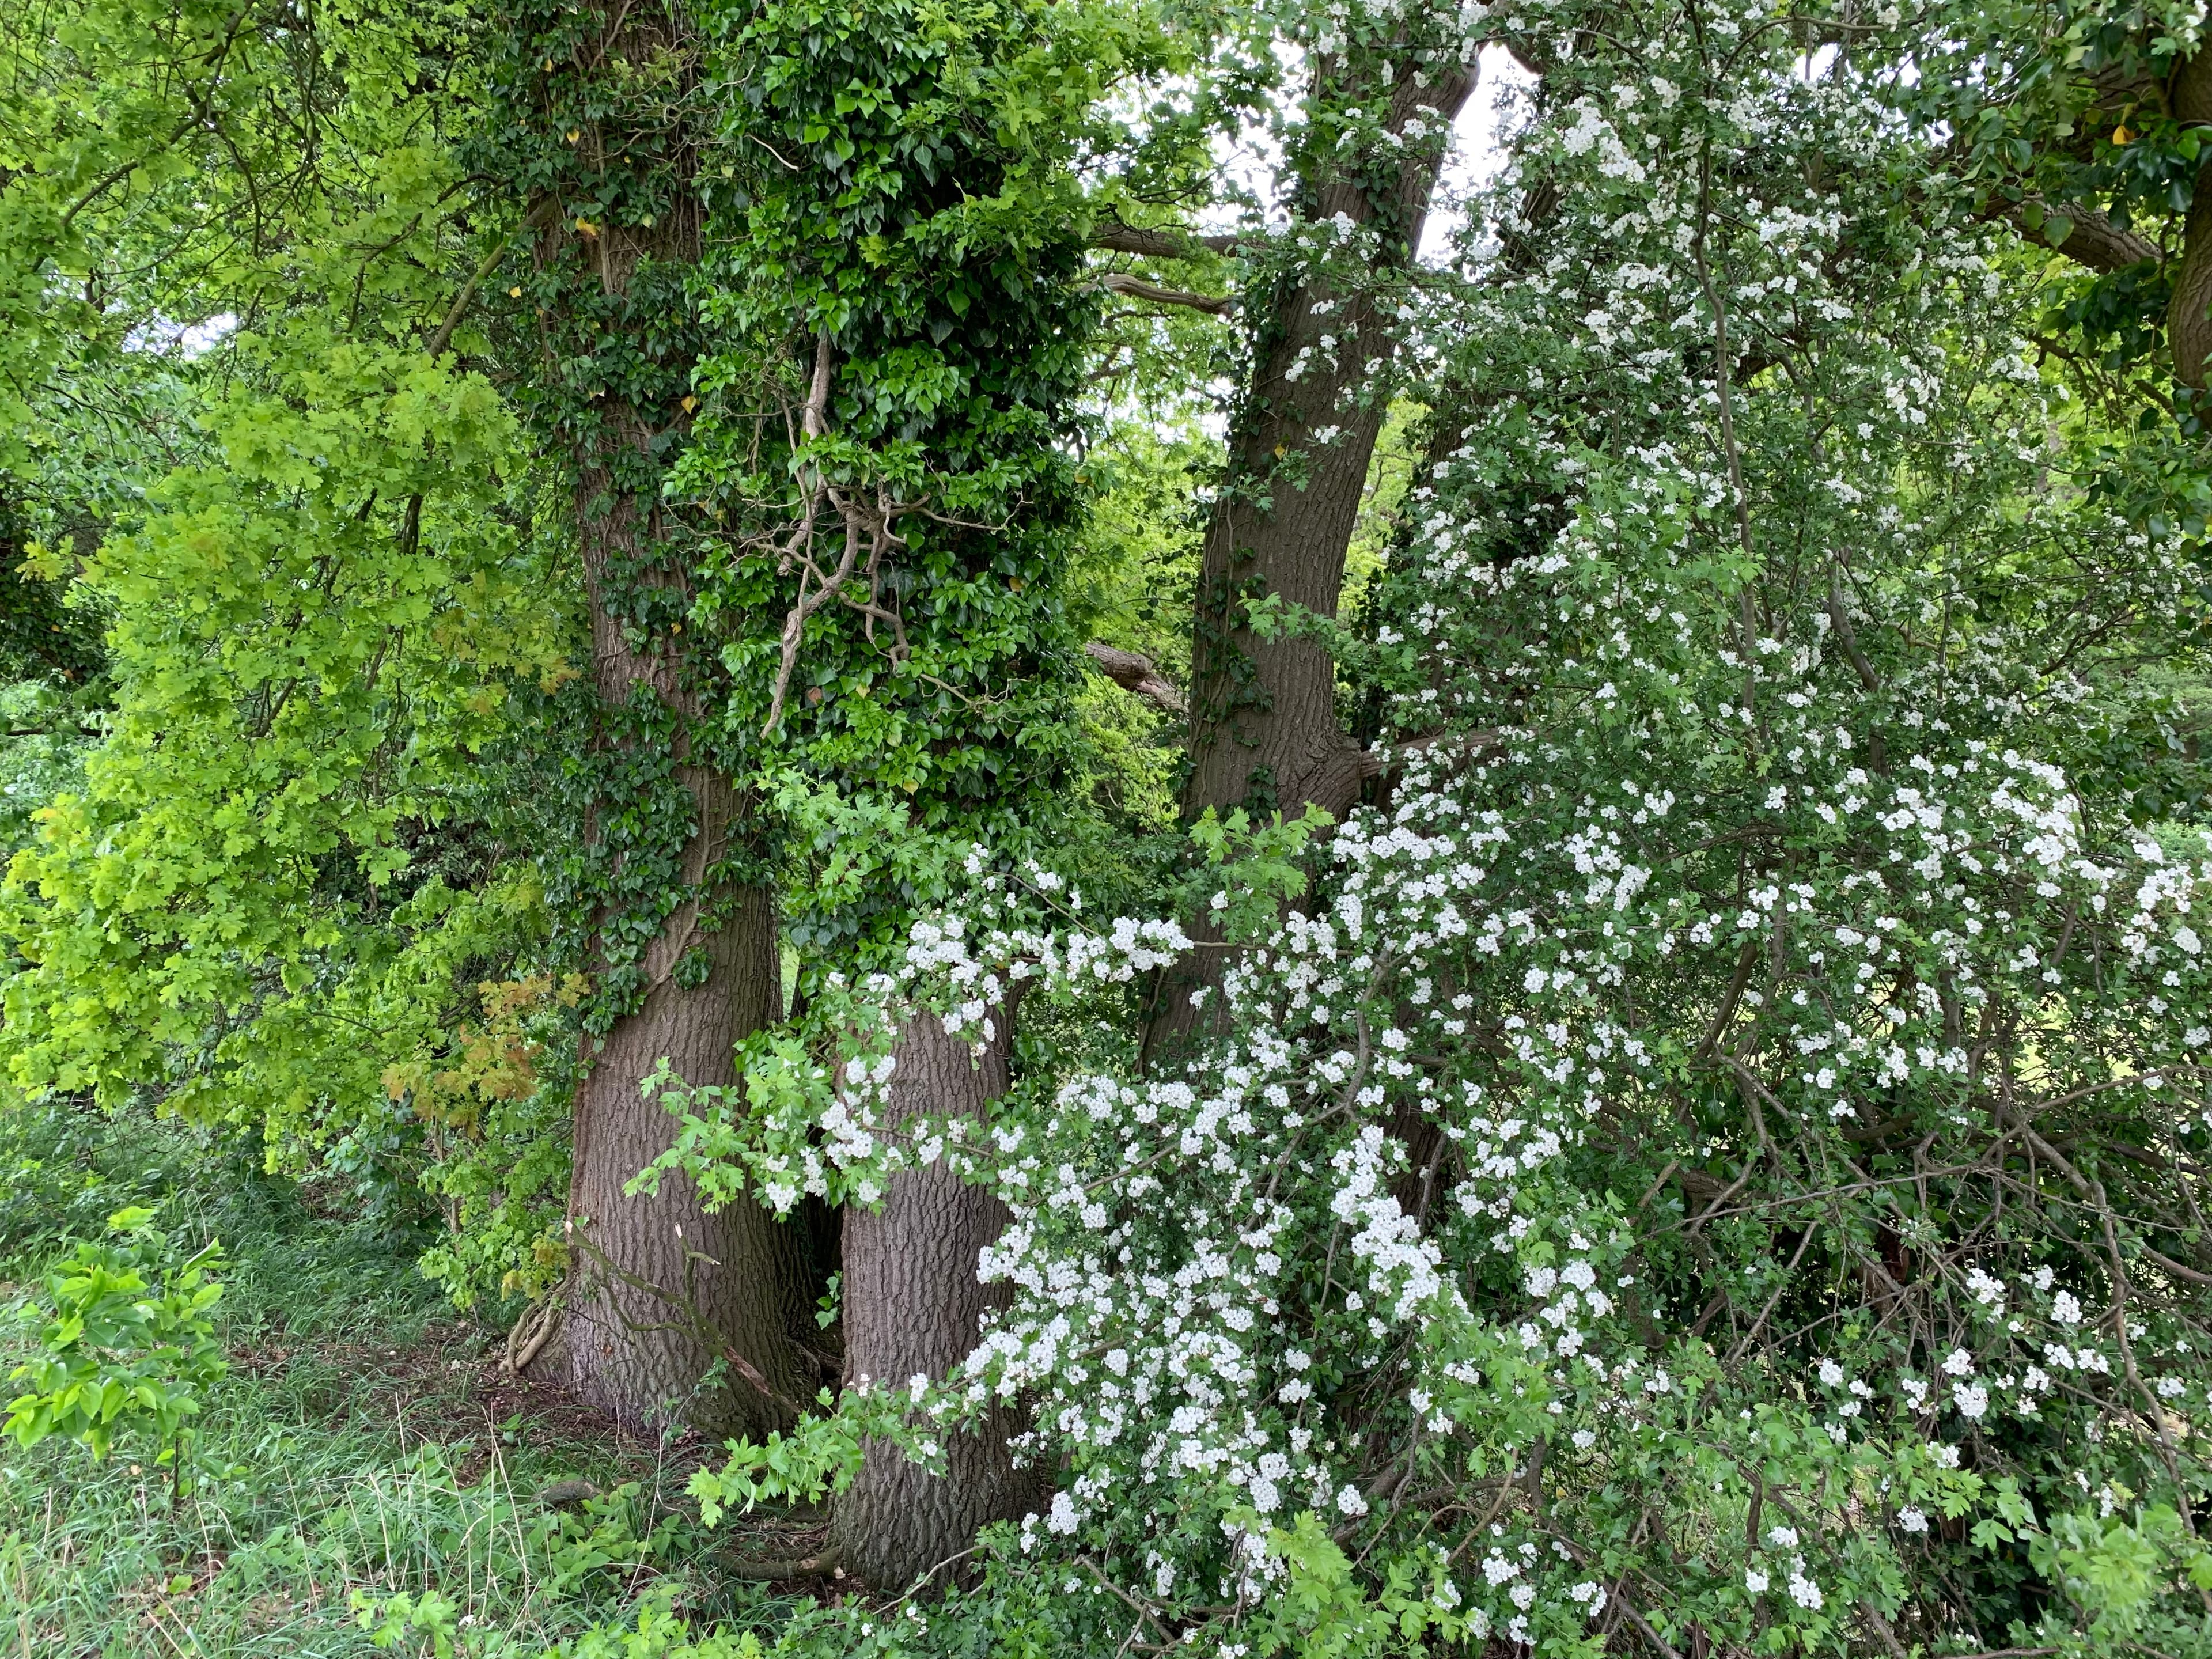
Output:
9,0,2212,1653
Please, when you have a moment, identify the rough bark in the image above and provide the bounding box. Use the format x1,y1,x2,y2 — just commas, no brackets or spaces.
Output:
559,440,819,1437
533,0,816,1436
831,1011,1035,1589
2175,52,2212,388
1143,52,1478,1063
1180,57,1479,820
563,878,817,1434
1995,198,2160,274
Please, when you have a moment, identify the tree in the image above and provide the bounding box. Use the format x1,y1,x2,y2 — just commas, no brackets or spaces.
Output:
1917,0,2212,399
677,0,2212,1650
475,0,825,1438
19,0,2212,1642
651,0,1154,1582
1096,11,1482,1061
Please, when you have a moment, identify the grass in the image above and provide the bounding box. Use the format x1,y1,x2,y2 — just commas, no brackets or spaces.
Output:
0,1100,820,1659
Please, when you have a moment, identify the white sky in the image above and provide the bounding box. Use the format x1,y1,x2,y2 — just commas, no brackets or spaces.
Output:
1420,44,1536,264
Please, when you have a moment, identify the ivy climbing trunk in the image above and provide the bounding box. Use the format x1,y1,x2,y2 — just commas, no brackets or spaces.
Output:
832,1011,1035,1589
1144,51,1479,1063
511,0,817,1437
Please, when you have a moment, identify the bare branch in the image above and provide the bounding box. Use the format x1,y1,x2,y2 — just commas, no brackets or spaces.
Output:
726,1544,843,1582
1095,273,1234,316
1994,199,2161,275
1084,642,1187,714
802,325,833,440
1089,221,1242,259
766,509,865,733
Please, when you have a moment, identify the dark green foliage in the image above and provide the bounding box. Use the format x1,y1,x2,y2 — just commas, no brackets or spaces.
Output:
676,0,1123,964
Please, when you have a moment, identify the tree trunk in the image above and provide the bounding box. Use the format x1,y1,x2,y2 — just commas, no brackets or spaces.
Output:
2172,52,2212,388
562,854,819,1437
1181,58,1479,821
560,470,819,1437
524,0,816,1436
1145,53,1478,1063
831,1010,1035,1589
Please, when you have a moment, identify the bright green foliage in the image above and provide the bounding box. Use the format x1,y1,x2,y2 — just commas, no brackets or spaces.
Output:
1065,425,1210,827
685,1404,869,1525
0,0,584,1289
0,0,492,475
2025,1498,2212,1641
2,346,562,1115
25,0,2212,1654
3,1205,225,1469
0,679,95,862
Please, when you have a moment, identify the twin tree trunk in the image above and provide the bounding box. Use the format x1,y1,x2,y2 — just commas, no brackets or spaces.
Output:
539,1,1476,1581
532,1,1023,1577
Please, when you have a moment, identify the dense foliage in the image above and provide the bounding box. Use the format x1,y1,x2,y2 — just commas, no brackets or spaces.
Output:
12,0,2212,1652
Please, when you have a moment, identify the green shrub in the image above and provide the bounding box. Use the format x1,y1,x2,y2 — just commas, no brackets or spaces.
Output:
3,1205,225,1495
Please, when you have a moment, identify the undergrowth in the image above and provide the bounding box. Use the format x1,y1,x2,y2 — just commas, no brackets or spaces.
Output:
0,1099,822,1658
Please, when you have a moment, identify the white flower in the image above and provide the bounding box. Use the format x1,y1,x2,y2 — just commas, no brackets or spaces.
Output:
2053,1290,2082,1326
1335,1484,1368,1517
1897,1507,1928,1534
1817,1359,1845,1388
1046,1492,1079,1535
1745,1567,1770,1593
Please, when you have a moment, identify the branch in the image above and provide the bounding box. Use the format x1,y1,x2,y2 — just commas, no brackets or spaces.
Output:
565,1232,806,1418
725,1544,842,1582
503,1297,563,1377
426,202,556,361
802,325,832,440
1089,221,1241,259
1084,641,1186,714
1094,273,1234,316
1994,199,2161,275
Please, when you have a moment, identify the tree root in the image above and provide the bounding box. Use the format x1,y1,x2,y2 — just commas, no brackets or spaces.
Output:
505,1299,563,1378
